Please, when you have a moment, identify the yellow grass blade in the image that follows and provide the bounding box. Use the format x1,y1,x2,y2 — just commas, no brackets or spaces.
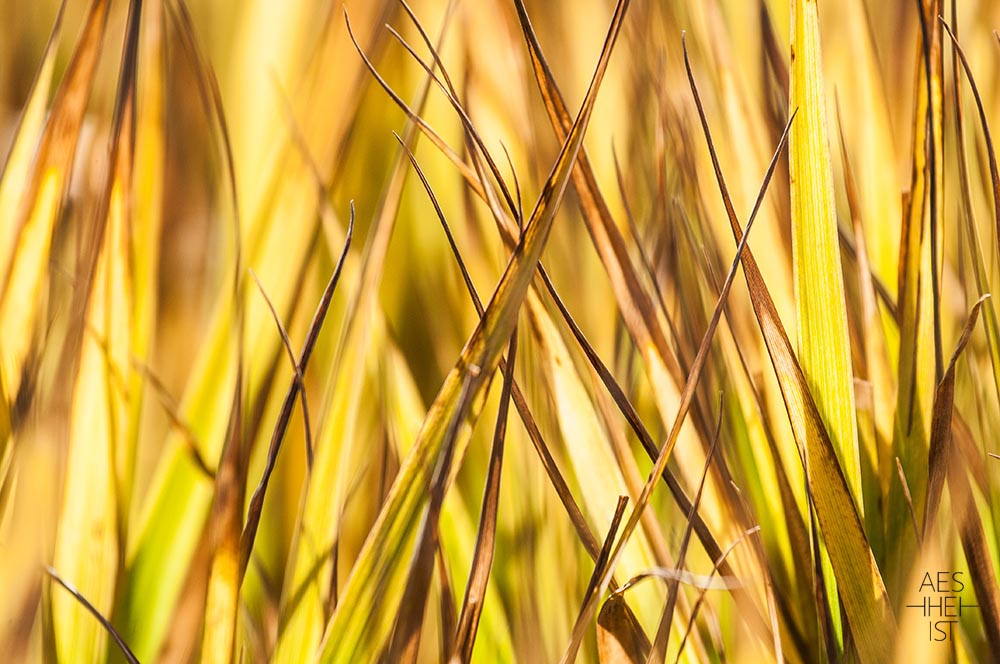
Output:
0,0,67,517
51,175,129,663
0,3,64,306
122,0,166,519
686,52,897,663
789,0,861,647
0,0,109,401
271,12,442,655
314,4,630,660
7,0,1000,659
50,1,142,660
885,0,945,602
789,0,861,513
832,0,902,301
199,373,245,664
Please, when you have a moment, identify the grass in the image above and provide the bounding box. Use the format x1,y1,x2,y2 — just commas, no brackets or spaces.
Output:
1,0,1000,661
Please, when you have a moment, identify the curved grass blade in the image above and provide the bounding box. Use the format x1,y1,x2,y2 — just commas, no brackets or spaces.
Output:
597,594,651,664
315,4,631,660
272,11,449,659
240,205,354,578
923,295,987,537
249,268,315,469
45,567,139,664
557,57,794,664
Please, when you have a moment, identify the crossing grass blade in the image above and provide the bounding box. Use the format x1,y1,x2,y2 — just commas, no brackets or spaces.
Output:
7,0,1000,660
50,1,142,660
511,0,693,446
887,4,945,587
451,329,518,664
557,57,794,664
314,3,631,660
271,12,444,659
686,40,897,664
0,0,108,404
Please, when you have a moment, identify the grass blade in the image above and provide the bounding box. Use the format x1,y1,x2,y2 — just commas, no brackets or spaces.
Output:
315,4,631,659
597,594,651,664
272,10,446,657
647,402,721,662
887,4,945,591
51,1,142,660
0,0,108,405
923,295,987,536
562,496,630,664
452,330,518,663
240,205,354,577
789,0,861,646
45,567,139,664
790,0,861,508
686,38,897,664
557,52,793,663
199,354,246,664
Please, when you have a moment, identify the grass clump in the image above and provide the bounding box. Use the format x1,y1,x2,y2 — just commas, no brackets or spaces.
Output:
1,0,1000,662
